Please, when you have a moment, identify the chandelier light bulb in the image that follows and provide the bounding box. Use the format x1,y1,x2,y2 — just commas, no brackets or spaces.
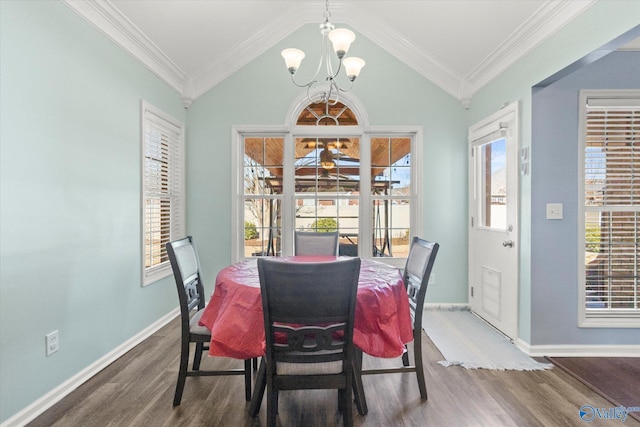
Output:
342,57,365,81
281,48,305,74
328,28,355,59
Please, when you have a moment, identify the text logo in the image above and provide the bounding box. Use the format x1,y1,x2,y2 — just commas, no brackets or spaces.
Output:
580,405,640,423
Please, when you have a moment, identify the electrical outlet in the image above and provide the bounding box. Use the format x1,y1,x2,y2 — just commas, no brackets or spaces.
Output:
46,330,59,356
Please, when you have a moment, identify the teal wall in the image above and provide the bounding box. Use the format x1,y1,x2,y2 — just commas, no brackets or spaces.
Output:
0,1,185,422
186,24,469,304
469,1,640,343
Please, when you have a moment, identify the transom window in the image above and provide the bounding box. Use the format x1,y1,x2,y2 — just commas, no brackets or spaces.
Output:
234,99,421,265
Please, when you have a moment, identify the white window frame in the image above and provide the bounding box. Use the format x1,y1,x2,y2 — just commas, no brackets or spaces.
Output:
231,124,422,268
141,101,185,286
578,89,640,327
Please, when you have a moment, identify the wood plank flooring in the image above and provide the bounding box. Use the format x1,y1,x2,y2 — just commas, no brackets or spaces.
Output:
548,357,640,422
28,318,640,427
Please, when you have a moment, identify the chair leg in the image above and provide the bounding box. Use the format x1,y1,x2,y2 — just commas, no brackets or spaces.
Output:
401,343,410,367
244,359,252,401
343,376,354,427
253,357,258,370
173,339,190,406
193,342,204,371
414,334,427,400
266,380,278,427
352,350,368,415
249,358,267,417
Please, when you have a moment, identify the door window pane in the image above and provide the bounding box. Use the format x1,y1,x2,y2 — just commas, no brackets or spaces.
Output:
479,137,507,230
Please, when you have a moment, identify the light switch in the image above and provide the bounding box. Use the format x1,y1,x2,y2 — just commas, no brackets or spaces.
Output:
546,203,563,220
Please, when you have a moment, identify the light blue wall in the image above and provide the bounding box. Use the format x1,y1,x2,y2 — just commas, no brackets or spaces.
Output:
186,24,469,304
0,1,185,422
531,51,640,345
469,1,640,343
2,0,639,423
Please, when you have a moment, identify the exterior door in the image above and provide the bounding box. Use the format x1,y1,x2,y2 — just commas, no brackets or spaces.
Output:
468,102,519,340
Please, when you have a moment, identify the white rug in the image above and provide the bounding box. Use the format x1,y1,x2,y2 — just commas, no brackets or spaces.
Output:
423,308,553,371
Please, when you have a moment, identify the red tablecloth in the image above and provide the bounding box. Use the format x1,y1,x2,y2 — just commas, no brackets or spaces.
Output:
199,256,413,359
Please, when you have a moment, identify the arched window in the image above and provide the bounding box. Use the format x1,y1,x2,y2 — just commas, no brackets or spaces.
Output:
295,101,358,126
234,97,421,266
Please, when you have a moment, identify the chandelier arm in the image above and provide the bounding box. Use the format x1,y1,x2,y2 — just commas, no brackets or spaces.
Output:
331,77,354,94
327,54,342,81
291,74,320,90
325,79,339,106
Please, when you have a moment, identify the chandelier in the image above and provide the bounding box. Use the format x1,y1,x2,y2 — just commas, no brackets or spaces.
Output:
281,0,365,124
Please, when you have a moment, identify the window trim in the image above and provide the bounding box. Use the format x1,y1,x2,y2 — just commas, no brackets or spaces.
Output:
141,101,185,286
578,89,640,327
231,124,422,267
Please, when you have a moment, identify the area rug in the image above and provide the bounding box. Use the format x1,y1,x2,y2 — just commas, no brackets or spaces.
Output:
548,357,640,422
423,308,553,370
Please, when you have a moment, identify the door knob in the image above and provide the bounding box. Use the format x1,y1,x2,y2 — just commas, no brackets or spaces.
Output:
502,240,514,248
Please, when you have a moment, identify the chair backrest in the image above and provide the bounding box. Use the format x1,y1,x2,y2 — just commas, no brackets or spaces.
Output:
257,257,361,366
294,231,339,256
166,236,206,329
403,237,439,330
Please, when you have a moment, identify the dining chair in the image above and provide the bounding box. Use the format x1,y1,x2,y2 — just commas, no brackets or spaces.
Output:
166,236,253,406
252,257,361,427
361,236,439,400
294,230,339,256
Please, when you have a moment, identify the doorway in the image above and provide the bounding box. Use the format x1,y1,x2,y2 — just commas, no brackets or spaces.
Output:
468,101,520,340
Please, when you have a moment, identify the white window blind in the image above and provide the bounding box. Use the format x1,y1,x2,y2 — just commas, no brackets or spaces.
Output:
583,91,640,324
141,102,185,286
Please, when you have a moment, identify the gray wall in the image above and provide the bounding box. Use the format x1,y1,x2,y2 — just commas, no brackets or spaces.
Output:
531,51,640,345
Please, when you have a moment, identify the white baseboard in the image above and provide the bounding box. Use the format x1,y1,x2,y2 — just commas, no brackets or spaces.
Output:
517,339,640,358
1,308,179,427
424,303,470,311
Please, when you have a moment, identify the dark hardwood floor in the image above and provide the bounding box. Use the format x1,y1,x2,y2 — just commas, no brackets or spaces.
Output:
29,317,640,427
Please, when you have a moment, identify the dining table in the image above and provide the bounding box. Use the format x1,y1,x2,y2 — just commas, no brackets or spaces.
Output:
198,255,413,416
198,255,414,360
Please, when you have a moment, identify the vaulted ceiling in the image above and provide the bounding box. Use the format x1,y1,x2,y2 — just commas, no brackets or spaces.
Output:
62,0,600,108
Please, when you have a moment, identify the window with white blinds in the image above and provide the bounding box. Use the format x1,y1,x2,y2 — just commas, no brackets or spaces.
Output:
581,90,640,326
141,102,185,286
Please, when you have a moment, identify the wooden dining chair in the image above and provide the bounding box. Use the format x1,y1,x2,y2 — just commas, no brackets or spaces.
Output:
166,236,253,406
361,237,439,400
294,230,339,256
251,257,361,427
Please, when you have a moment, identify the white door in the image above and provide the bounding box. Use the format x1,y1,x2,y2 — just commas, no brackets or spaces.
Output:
468,102,519,340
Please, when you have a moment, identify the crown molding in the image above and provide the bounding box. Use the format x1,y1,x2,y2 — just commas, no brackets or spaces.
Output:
342,1,597,107
61,0,187,95
345,4,463,102
189,4,319,100
465,0,598,97
60,0,598,109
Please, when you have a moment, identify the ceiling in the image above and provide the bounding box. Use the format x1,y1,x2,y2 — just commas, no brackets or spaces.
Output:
63,0,603,108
